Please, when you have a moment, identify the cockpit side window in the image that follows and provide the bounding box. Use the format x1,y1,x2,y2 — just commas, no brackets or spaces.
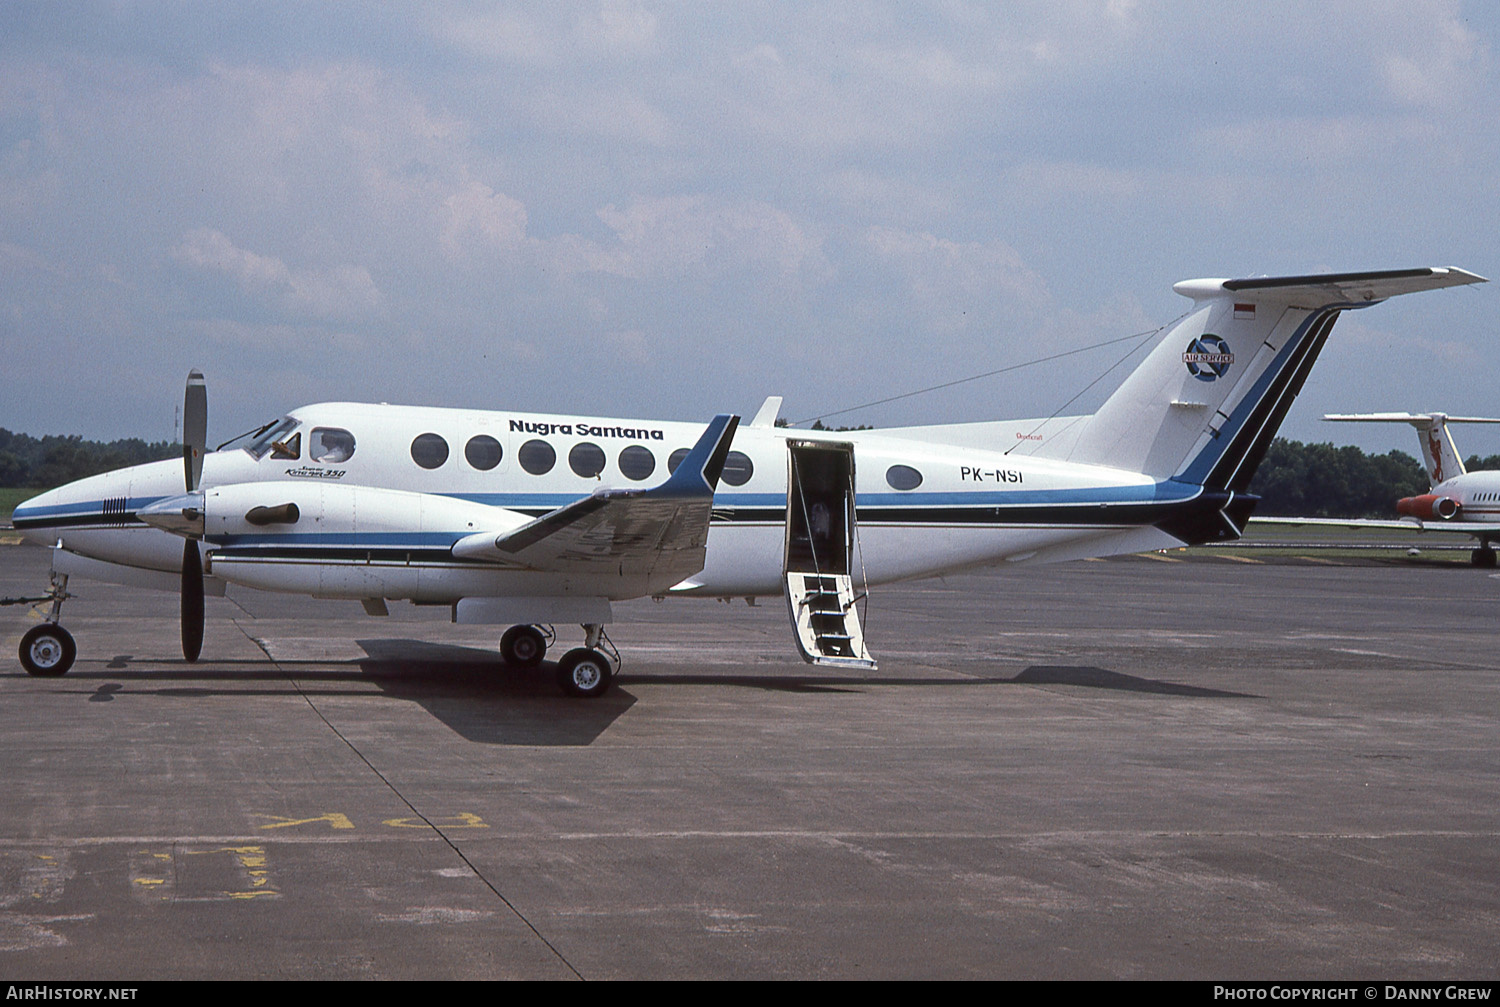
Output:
310,427,356,463
241,417,301,460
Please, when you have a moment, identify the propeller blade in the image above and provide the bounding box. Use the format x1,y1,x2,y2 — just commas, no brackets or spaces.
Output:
181,540,204,663
183,369,207,492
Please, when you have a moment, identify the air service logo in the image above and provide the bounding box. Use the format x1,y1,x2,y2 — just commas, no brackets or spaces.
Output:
1183,334,1233,382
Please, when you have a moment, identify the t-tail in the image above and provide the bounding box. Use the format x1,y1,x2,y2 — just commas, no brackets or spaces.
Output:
1044,267,1487,539
1323,411,1500,489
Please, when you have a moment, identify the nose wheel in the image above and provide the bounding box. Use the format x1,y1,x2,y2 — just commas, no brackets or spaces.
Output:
12,571,75,676
20,624,75,677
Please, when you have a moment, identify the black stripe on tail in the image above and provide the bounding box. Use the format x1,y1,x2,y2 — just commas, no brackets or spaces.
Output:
1201,308,1342,493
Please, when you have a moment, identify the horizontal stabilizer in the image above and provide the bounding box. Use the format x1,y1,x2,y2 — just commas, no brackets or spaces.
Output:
1175,267,1486,303
1325,412,1500,425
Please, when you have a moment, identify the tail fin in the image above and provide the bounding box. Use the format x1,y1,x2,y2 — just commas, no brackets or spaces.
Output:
1061,268,1486,491
1324,411,1500,488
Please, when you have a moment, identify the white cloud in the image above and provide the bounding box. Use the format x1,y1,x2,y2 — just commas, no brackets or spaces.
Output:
575,0,659,55
1381,9,1488,107
172,228,384,321
554,195,827,282
863,226,1049,311
432,2,659,64
513,86,672,145
440,176,528,259
429,9,557,65
0,3,1496,440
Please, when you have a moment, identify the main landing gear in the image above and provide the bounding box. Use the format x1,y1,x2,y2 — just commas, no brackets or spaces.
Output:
16,572,75,677
499,621,616,698
499,624,550,668
1473,544,1498,569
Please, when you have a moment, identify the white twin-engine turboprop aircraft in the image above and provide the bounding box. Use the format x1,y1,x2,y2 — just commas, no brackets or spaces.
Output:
11,267,1486,696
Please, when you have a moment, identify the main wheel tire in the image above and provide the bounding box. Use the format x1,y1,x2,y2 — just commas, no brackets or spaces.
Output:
20,624,76,677
1472,547,1497,569
556,647,613,698
500,625,547,668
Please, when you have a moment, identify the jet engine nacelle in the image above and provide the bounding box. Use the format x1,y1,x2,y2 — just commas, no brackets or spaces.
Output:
199,481,529,599
1396,493,1461,521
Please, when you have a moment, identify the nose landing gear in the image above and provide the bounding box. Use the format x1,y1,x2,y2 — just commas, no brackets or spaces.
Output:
12,572,75,677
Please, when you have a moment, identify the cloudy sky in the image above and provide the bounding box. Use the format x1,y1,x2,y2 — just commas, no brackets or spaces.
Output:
1,1,1496,458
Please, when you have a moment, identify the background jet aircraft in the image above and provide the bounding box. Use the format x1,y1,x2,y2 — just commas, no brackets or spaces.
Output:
1255,411,1500,566
11,267,1486,694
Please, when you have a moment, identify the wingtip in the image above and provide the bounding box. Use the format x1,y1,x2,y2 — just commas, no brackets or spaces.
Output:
661,413,741,495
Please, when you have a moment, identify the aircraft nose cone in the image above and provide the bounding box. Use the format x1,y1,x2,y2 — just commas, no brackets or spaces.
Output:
10,486,56,524
137,493,206,537
10,486,68,545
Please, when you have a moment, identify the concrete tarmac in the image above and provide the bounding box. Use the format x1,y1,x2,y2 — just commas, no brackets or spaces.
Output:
1,540,1497,980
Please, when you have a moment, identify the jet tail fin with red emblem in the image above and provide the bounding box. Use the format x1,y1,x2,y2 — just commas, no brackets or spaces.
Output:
1323,411,1500,488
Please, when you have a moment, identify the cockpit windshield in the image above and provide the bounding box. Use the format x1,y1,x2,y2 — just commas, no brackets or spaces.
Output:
218,417,302,460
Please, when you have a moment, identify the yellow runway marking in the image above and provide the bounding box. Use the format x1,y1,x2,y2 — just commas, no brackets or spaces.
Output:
384,812,489,830
254,813,355,831
1216,554,1263,564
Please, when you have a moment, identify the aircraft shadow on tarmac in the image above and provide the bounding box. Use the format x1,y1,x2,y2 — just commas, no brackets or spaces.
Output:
32,640,636,746
1007,665,1258,698
622,665,1258,698
23,644,1255,748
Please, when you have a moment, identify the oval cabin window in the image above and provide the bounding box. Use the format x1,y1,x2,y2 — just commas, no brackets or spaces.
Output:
518,439,556,475
410,433,449,470
885,464,923,491
721,451,754,486
618,445,656,481
569,442,606,478
465,434,502,471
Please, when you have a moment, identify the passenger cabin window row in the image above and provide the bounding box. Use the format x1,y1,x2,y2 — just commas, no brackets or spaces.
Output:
256,422,921,492
405,431,756,485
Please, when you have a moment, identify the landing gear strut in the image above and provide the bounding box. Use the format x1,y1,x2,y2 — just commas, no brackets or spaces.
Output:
17,572,75,677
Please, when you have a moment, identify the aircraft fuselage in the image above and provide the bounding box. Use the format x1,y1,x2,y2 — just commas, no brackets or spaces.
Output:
14,400,1200,604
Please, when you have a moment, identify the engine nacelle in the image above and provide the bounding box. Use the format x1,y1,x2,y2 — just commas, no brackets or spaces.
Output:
198,481,529,599
1396,493,1461,521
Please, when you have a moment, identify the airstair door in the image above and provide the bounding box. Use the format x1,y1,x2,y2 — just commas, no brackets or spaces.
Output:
783,439,875,668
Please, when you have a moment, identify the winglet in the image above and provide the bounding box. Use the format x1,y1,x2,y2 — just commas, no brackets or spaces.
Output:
662,413,740,495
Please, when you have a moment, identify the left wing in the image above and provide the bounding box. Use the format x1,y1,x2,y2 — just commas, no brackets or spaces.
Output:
451,414,739,586
1251,515,1498,539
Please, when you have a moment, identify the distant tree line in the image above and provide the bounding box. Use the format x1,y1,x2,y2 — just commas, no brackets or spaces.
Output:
2,425,1498,521
1248,438,1500,518
0,428,177,489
